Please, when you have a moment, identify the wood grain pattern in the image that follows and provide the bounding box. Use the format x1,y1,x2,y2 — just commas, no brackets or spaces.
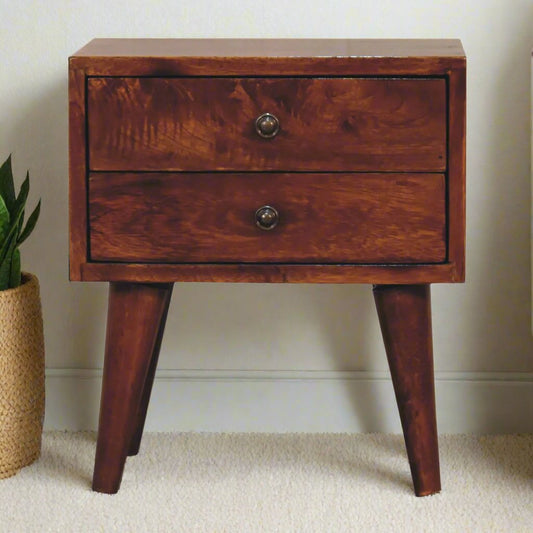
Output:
88,77,446,172
373,284,440,497
92,282,173,494
73,56,464,78
80,262,463,284
70,39,466,285
68,66,87,281
88,173,446,264
128,283,173,456
70,39,464,78
447,62,467,281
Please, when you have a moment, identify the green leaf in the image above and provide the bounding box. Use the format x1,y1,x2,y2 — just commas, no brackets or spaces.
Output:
12,170,29,220
0,234,17,290
0,155,16,214
0,258,10,290
17,200,40,246
0,202,25,265
9,248,20,288
0,157,40,289
0,195,10,243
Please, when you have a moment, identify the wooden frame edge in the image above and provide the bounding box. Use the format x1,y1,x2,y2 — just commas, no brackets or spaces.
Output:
78,262,463,284
69,63,87,281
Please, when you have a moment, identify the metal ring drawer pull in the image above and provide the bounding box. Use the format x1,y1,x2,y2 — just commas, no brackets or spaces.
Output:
255,205,279,230
255,113,280,138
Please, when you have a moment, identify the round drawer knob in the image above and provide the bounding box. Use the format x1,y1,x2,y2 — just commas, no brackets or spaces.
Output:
255,205,279,230
255,113,280,138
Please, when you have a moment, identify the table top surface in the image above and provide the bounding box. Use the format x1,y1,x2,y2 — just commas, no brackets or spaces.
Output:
72,38,465,59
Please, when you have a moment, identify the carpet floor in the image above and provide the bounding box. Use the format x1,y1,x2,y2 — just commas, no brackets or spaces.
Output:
0,432,531,532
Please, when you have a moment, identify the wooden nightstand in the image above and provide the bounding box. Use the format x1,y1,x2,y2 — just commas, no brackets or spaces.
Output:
69,39,466,496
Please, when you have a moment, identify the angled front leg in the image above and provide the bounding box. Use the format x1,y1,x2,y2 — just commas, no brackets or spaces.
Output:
92,282,173,494
128,284,173,456
373,284,440,497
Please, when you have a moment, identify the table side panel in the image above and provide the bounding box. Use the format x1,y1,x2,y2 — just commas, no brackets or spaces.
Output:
69,67,88,281
446,63,467,281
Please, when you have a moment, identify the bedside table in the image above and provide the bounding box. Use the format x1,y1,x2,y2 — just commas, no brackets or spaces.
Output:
69,39,466,496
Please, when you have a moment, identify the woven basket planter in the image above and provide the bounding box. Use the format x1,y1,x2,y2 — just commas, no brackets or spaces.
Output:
0,273,45,479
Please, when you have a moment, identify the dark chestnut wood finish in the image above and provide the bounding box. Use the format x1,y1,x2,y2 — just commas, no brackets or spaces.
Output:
92,282,172,494
71,39,465,77
89,172,446,264
69,39,465,283
68,66,87,275
373,284,440,496
69,39,466,496
74,38,465,58
88,77,446,172
80,262,463,284
447,64,467,282
128,284,173,456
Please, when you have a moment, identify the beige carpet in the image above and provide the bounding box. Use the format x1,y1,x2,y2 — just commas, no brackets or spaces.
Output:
0,432,531,532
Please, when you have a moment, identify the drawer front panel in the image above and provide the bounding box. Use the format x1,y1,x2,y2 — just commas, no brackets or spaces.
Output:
89,173,446,264
88,77,446,172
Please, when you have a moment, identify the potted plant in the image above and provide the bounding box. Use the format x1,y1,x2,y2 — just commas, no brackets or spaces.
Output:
0,154,43,479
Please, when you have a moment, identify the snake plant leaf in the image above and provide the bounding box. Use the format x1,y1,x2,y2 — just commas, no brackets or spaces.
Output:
0,233,17,290
0,155,16,214
9,248,21,288
0,195,10,244
0,156,41,290
17,200,40,246
12,170,29,221
0,257,10,290
0,200,25,265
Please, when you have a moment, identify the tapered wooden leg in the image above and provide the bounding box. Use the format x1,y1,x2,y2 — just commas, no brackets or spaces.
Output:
373,284,440,497
92,282,173,494
128,284,173,456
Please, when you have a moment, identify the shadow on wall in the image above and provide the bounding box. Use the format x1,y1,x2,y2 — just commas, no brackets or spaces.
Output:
428,5,533,433
313,283,390,432
162,282,381,371
161,281,387,431
462,6,533,370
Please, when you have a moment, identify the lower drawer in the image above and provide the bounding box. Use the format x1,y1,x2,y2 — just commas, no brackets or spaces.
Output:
88,173,446,264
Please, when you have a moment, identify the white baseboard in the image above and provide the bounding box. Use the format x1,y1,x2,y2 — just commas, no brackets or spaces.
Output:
44,369,533,434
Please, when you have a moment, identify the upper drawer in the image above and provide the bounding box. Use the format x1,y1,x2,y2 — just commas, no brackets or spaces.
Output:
87,77,447,172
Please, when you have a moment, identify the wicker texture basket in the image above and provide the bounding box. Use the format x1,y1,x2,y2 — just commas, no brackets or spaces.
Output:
0,273,45,479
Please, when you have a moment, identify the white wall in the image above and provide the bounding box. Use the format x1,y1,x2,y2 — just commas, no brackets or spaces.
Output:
1,1,532,433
